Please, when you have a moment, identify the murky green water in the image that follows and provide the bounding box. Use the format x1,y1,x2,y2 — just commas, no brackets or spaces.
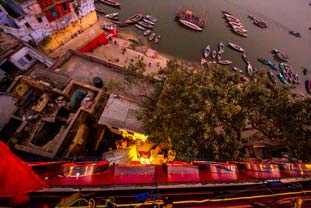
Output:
96,0,311,92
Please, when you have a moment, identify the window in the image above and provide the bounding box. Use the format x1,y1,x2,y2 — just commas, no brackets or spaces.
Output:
37,17,42,23
62,2,68,10
25,54,33,61
50,8,57,17
25,22,31,28
18,59,27,66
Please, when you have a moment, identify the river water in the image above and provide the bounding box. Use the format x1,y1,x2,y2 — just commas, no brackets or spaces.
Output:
96,0,311,92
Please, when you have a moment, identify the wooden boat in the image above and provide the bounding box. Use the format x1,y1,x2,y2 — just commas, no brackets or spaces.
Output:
222,10,232,15
95,8,105,14
254,20,267,28
142,18,155,25
105,12,118,19
248,14,256,20
201,58,208,66
179,19,203,31
137,21,154,29
218,42,224,52
246,64,253,74
233,27,248,37
218,60,232,65
135,24,146,31
242,53,250,65
228,42,244,53
278,73,288,84
217,50,222,61
229,21,244,28
176,9,205,31
268,71,277,84
203,45,211,58
232,66,243,73
148,32,155,41
125,13,144,24
99,0,120,8
272,48,288,62
143,29,151,36
145,15,157,22
257,57,268,65
212,50,217,59
154,35,161,44
231,25,247,33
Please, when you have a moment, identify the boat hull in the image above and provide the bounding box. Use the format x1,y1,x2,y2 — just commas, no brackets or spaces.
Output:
179,19,203,31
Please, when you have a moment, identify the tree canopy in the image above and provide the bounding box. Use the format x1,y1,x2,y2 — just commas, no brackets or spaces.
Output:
133,60,311,162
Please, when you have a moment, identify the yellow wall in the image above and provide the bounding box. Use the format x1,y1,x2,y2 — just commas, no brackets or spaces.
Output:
40,11,98,53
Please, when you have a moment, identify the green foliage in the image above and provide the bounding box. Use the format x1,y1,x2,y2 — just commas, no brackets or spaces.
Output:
139,60,311,162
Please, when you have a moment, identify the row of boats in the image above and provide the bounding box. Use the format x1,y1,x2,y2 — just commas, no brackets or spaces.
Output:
223,10,248,37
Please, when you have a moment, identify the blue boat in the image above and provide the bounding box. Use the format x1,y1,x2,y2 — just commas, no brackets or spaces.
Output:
278,73,288,84
279,62,286,70
267,60,279,70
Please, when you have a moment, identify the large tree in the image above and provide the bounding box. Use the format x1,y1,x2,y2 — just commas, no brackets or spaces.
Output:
130,60,310,162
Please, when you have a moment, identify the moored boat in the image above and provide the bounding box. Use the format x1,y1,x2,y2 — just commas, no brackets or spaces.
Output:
218,60,232,65
272,48,288,62
217,51,222,61
242,53,250,65
228,42,244,53
254,20,268,28
222,9,232,15
233,27,248,37
257,57,268,65
145,15,157,22
105,12,118,20
289,30,301,37
176,9,205,31
278,73,288,84
203,45,211,58
212,50,217,59
99,0,120,8
125,13,144,24
232,66,243,73
155,35,161,44
267,60,279,70
137,21,154,29
112,20,129,27
143,29,151,36
135,24,146,31
142,18,155,25
246,64,253,74
148,32,155,41
268,71,277,84
279,62,286,70
219,42,224,52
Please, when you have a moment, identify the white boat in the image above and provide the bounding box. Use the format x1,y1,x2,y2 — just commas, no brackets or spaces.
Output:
228,42,245,53
217,50,222,61
155,34,161,43
232,66,243,73
218,60,232,65
105,12,118,19
219,42,224,52
243,53,250,65
135,24,146,31
148,32,155,41
143,29,151,36
246,64,253,74
212,50,217,59
231,25,247,33
143,18,155,25
145,15,157,22
179,19,203,31
203,45,211,58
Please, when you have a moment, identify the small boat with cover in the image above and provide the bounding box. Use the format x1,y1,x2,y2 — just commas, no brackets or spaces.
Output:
204,45,211,58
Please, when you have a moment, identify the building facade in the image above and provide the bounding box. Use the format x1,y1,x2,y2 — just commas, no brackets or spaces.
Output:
0,0,97,52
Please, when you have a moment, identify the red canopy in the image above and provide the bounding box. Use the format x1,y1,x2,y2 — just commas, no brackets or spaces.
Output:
0,142,46,203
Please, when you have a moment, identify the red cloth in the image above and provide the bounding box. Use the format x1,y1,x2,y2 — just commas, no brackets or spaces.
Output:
0,142,47,198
